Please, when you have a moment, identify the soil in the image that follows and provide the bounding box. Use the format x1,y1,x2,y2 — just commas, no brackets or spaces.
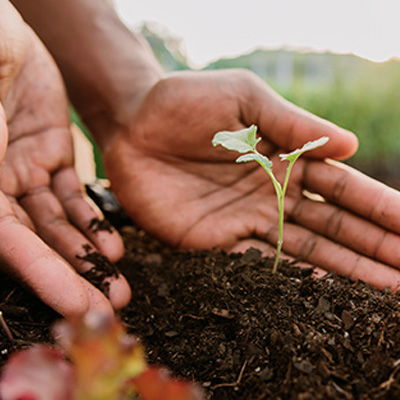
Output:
1,222,400,400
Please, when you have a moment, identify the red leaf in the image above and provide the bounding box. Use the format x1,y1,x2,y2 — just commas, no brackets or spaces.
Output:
0,345,74,400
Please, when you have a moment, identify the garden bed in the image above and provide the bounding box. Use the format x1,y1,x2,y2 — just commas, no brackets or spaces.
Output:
1,224,400,399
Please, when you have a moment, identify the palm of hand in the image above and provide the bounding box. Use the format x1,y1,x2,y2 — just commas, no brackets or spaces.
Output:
1,32,82,244
103,71,305,250
103,70,400,290
109,140,305,251
0,27,129,315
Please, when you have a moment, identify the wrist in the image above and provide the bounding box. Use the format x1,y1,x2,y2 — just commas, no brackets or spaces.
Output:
77,35,163,150
11,0,163,149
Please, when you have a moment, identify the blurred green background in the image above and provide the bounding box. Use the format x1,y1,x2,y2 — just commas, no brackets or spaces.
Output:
75,23,400,188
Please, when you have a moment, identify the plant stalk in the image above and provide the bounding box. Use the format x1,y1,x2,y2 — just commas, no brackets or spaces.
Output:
272,191,284,273
271,159,295,274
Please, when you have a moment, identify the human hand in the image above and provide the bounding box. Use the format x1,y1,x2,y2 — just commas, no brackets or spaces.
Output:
8,0,399,289
99,69,400,290
0,0,131,317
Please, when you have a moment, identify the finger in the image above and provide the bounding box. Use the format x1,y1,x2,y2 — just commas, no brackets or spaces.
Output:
6,194,35,230
290,197,400,268
0,194,89,316
0,220,114,317
78,276,114,316
19,186,131,310
303,160,400,234
52,167,124,262
264,222,400,290
242,75,358,160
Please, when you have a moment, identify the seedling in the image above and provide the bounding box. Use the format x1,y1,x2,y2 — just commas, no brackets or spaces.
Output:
212,125,328,273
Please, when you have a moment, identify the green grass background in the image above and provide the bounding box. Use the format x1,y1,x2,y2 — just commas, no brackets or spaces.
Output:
73,26,400,184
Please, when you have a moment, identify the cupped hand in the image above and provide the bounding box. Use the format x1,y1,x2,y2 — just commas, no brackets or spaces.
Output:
0,1,131,317
100,69,400,290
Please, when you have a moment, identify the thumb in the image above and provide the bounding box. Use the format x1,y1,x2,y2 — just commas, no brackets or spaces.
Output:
242,76,358,160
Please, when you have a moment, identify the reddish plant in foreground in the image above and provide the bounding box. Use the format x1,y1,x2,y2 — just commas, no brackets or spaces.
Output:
0,312,204,400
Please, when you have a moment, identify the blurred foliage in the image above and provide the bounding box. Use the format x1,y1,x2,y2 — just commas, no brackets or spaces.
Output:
70,107,106,178
137,23,190,71
209,49,400,170
73,23,400,183
275,60,400,167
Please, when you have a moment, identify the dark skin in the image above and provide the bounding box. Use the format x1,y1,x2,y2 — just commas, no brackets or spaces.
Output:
101,70,400,289
0,1,130,317
2,0,400,319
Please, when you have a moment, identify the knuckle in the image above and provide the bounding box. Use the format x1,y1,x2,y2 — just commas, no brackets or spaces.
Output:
331,174,348,202
299,234,318,260
324,209,344,238
371,231,387,259
348,256,363,282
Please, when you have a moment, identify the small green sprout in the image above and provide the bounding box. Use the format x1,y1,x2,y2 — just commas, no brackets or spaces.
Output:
212,125,329,273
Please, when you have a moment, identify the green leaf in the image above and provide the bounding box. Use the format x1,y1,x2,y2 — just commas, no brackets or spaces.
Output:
212,125,261,153
279,136,329,162
236,153,273,170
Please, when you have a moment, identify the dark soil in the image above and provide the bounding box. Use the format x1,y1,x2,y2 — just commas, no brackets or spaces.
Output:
79,243,120,297
2,224,400,399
